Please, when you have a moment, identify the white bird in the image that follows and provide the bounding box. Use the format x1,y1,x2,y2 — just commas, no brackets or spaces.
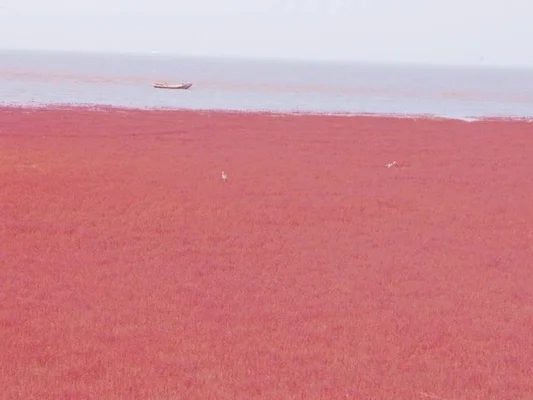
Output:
221,171,228,181
385,161,397,168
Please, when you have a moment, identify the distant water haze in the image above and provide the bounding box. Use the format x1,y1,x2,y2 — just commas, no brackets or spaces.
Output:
1,50,533,119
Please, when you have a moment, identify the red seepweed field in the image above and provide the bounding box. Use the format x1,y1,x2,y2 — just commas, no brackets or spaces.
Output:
1,106,533,399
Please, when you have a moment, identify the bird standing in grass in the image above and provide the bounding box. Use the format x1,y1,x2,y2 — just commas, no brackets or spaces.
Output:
221,171,228,181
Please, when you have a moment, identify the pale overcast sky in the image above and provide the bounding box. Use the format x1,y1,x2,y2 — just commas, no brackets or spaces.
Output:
0,0,531,66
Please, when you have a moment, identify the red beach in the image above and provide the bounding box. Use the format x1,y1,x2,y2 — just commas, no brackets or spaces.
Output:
1,106,532,399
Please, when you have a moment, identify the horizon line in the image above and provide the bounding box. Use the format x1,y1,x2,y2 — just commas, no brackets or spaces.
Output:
1,46,533,70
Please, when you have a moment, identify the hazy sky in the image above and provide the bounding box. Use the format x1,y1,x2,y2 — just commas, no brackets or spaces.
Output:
1,0,531,66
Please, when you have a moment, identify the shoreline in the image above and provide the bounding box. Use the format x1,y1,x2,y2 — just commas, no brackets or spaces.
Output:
2,103,533,123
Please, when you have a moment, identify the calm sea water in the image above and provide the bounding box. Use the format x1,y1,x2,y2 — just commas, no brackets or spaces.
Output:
1,49,533,120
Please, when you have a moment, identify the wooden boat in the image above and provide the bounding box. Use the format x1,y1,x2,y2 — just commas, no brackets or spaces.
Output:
153,82,192,90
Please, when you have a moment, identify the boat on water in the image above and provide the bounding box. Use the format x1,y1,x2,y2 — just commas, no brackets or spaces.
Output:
153,82,192,90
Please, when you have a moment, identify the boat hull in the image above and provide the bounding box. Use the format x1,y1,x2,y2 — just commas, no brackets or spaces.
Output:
153,83,192,90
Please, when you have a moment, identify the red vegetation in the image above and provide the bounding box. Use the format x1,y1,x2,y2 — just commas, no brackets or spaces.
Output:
1,107,533,399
